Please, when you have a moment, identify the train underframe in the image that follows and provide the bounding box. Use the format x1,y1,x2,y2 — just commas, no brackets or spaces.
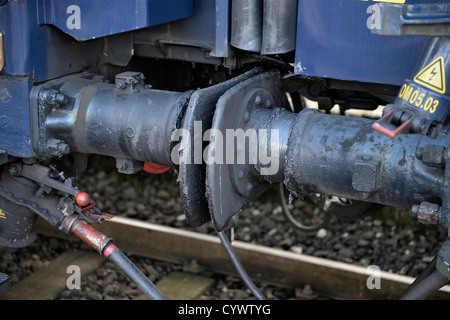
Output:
1,1,450,300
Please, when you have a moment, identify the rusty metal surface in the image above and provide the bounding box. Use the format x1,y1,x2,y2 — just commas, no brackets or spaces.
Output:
60,214,112,254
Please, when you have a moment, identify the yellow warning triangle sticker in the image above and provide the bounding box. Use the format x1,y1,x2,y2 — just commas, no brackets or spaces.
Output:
0,209,5,219
414,56,446,94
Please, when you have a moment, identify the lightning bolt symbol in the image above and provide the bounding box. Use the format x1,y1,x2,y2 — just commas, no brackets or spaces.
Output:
429,67,437,81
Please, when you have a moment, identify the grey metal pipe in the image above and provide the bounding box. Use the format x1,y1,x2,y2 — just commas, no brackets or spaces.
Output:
105,244,168,300
231,0,298,55
231,0,263,52
399,269,449,300
261,0,298,55
399,256,438,299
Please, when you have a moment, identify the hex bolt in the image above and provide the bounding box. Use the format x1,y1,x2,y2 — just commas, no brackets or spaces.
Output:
47,138,70,157
411,201,440,225
116,81,126,89
8,163,22,176
40,89,69,107
57,143,70,155
54,93,69,105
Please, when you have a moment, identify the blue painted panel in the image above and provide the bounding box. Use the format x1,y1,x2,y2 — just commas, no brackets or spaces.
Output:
0,75,33,157
294,0,445,86
0,0,103,82
138,0,230,57
0,0,41,77
37,0,193,41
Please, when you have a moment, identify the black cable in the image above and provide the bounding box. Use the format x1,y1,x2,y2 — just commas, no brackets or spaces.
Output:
399,256,437,299
278,183,332,233
217,230,266,300
399,269,449,300
106,244,168,300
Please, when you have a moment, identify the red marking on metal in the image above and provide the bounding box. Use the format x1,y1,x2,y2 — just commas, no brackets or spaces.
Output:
103,244,117,257
372,119,412,139
372,110,412,139
70,218,112,254
75,191,91,207
143,162,171,174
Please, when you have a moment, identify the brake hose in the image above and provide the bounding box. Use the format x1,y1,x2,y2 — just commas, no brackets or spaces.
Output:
217,230,266,300
61,214,168,300
278,183,332,233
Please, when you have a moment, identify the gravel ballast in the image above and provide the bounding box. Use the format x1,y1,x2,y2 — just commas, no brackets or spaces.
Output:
1,159,448,300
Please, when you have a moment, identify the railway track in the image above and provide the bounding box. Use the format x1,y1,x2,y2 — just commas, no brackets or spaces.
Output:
1,215,449,301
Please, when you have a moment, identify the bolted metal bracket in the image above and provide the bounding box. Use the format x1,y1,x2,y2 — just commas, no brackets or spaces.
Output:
352,156,381,195
115,71,146,93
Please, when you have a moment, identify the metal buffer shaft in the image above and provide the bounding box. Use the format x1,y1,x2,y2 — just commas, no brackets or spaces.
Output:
201,71,450,233
32,72,192,173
